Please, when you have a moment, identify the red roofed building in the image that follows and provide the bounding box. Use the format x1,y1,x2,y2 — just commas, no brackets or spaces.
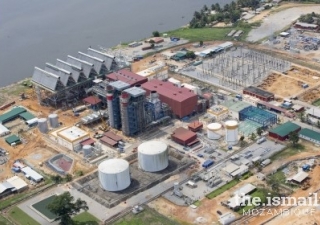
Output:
107,69,148,87
188,121,203,132
141,80,198,118
171,127,198,146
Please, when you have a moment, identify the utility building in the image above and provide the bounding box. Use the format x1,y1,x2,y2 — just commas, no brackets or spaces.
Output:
243,86,274,102
239,106,277,128
107,69,148,87
120,87,146,136
107,81,130,130
269,121,301,141
142,80,197,118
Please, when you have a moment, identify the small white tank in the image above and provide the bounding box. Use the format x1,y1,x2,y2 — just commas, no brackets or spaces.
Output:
48,114,59,128
82,145,92,157
225,120,239,146
38,118,48,133
207,123,222,140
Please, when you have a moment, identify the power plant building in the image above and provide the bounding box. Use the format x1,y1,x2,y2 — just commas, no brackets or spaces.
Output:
243,86,274,102
120,87,146,136
107,81,130,129
171,127,198,146
107,69,148,87
50,126,90,151
141,80,198,118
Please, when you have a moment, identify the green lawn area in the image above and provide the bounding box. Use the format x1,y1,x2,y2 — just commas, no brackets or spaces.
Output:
269,170,286,183
236,189,268,214
112,206,179,225
9,206,41,225
73,212,100,225
312,98,320,106
0,214,13,225
193,200,201,207
270,144,305,161
206,179,240,199
165,26,251,42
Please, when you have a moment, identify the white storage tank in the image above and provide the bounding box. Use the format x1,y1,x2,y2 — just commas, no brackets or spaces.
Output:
138,140,168,172
98,159,130,191
38,118,48,133
207,123,222,140
82,145,92,157
48,114,59,128
225,120,239,146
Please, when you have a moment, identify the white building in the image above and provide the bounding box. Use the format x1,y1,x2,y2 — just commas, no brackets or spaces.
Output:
231,164,249,178
223,162,240,175
207,105,229,121
219,212,236,225
21,167,43,183
6,176,28,192
50,126,90,151
137,64,168,80
181,83,201,95
0,123,10,136
306,107,320,119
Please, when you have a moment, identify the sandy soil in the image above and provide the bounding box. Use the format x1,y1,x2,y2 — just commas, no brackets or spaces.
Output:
257,65,320,98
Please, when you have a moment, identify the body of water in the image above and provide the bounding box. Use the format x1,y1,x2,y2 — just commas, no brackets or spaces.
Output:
0,0,232,86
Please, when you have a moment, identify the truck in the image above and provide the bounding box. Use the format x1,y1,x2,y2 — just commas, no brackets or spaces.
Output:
202,159,214,168
256,137,266,144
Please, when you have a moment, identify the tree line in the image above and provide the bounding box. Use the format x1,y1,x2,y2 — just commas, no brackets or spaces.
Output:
299,12,320,25
189,0,260,28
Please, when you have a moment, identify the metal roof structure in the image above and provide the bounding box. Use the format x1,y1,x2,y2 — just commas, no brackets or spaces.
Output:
98,158,129,174
223,100,251,113
243,86,274,98
289,171,309,183
32,67,62,91
306,107,320,119
239,106,277,127
223,163,240,174
6,176,28,191
171,127,197,142
66,55,95,78
107,69,148,86
104,131,122,142
0,181,14,194
45,63,75,86
21,167,43,182
299,128,320,143
83,96,101,105
124,87,146,97
269,121,301,137
78,51,105,74
87,48,115,71
19,112,35,121
109,80,130,91
0,124,10,136
57,126,89,143
100,136,117,146
233,183,256,196
56,59,83,82
5,135,20,145
0,107,26,124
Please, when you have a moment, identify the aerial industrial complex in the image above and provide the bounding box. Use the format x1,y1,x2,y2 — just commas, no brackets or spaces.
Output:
3,4,320,225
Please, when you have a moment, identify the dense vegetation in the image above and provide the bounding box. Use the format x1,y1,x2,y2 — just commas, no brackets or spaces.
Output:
299,12,320,25
189,0,260,28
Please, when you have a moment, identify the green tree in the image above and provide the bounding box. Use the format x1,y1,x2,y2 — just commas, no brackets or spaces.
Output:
65,174,73,182
199,40,204,46
48,192,88,225
257,127,263,136
215,3,221,12
186,51,196,59
249,133,257,141
51,175,63,184
152,31,160,37
211,4,216,10
288,131,299,147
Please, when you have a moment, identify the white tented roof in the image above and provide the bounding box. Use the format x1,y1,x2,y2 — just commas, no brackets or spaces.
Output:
0,123,10,135
233,183,256,196
231,165,249,177
21,167,43,182
223,162,239,174
0,181,14,194
7,176,28,191
289,171,309,183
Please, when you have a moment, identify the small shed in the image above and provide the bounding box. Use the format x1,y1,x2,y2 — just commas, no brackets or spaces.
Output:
288,171,309,183
5,135,21,146
21,167,43,183
188,121,203,132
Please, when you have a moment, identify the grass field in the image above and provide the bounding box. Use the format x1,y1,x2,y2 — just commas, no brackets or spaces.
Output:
312,98,320,106
112,206,179,225
9,206,41,225
165,25,251,42
206,179,240,199
31,195,57,221
270,144,305,161
73,212,100,225
0,215,13,225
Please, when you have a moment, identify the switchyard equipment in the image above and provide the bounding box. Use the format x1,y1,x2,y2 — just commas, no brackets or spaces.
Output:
138,140,169,172
225,120,239,146
120,87,146,136
32,48,118,108
198,47,291,91
107,81,130,130
98,159,131,191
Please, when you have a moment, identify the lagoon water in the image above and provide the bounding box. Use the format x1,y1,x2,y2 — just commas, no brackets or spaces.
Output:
0,0,232,87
